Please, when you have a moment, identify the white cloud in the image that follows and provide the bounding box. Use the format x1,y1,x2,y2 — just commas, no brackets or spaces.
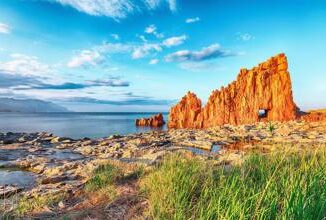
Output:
185,17,200,24
69,32,187,66
138,35,148,42
0,54,50,76
143,0,177,12
236,32,255,41
67,42,131,68
142,0,177,12
179,62,226,72
167,0,177,12
144,0,161,9
0,23,11,34
162,35,187,47
145,24,164,38
67,50,102,68
145,24,156,34
67,26,188,65
149,59,159,65
70,40,163,63
54,0,177,20
165,44,238,62
56,0,134,19
132,43,162,59
95,42,131,53
110,34,120,40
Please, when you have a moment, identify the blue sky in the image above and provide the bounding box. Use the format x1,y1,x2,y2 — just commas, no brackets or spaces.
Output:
0,0,325,112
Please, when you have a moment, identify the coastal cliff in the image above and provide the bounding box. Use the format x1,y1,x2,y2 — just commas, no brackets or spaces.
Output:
168,53,298,129
0,98,69,113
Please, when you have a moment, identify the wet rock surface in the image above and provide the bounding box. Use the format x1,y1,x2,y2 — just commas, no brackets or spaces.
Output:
1,120,326,216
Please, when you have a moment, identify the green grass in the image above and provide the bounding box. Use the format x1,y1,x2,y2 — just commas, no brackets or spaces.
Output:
267,122,276,135
83,162,144,205
85,163,144,191
141,149,326,220
85,164,122,192
16,193,67,216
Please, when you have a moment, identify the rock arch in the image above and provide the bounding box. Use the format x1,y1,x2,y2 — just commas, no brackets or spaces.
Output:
168,53,299,129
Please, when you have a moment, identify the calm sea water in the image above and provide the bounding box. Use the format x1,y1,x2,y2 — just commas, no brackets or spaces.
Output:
0,112,168,139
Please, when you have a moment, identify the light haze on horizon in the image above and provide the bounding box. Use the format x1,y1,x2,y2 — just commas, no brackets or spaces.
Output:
0,0,325,112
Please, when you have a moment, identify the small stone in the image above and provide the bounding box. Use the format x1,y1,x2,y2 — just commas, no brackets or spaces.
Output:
51,137,74,144
58,201,65,209
41,176,68,184
108,134,123,139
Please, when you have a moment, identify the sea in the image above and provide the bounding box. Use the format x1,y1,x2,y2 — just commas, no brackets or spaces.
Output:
0,112,168,139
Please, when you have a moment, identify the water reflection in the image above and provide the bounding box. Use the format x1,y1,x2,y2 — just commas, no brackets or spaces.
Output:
186,145,221,156
0,170,36,188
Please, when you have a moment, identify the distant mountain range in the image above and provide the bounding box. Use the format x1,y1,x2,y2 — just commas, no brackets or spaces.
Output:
0,98,69,113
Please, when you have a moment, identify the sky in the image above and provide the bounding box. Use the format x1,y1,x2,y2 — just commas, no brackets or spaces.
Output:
0,0,325,112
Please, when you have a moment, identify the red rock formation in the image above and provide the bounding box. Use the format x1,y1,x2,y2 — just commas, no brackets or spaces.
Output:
136,113,165,127
301,111,326,122
168,53,299,129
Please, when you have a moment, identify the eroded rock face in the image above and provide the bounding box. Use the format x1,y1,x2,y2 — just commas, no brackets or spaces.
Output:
135,113,165,127
168,53,299,129
302,111,326,122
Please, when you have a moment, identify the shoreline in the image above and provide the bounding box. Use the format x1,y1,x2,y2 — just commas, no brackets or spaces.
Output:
0,112,169,139
1,120,326,217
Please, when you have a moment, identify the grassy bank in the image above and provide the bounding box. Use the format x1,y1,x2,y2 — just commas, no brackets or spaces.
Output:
141,149,326,219
5,148,326,219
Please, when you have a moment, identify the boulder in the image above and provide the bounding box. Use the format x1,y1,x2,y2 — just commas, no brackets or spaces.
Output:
3,133,21,144
135,113,165,127
168,53,299,129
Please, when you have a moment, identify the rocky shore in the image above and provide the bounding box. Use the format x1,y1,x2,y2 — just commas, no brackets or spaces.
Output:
135,113,165,127
1,120,326,218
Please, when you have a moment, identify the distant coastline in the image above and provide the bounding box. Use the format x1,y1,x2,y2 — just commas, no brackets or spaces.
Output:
0,98,69,113
0,111,169,114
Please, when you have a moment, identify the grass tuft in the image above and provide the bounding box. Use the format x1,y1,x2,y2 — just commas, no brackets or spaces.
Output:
141,149,326,220
85,164,122,192
267,122,276,135
83,162,145,204
16,193,66,216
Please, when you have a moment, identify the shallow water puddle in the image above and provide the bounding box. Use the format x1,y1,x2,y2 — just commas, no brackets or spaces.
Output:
0,149,29,161
186,144,221,156
0,161,11,167
0,170,36,188
48,150,84,160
